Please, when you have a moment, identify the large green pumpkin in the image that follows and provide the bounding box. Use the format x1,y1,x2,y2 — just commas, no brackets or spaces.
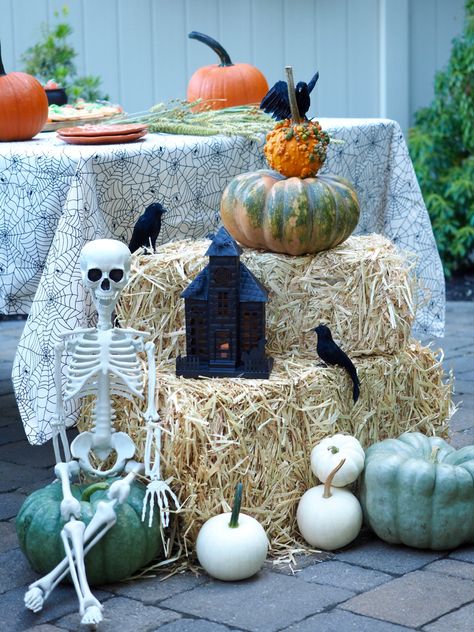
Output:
16,478,164,585
360,432,474,550
220,169,360,255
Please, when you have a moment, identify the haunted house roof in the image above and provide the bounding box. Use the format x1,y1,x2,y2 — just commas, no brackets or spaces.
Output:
181,269,208,300
181,229,268,303
239,266,268,302
181,264,268,302
205,226,243,257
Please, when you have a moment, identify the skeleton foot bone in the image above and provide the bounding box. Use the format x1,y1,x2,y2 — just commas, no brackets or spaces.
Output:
81,603,103,628
24,586,45,613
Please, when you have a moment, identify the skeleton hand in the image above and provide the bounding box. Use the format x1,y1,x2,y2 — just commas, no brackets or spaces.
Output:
142,477,180,529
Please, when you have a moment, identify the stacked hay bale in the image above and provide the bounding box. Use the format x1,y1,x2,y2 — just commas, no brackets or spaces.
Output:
80,234,453,556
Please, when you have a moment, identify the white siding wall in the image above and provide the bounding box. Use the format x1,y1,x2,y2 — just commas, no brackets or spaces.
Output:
0,0,466,130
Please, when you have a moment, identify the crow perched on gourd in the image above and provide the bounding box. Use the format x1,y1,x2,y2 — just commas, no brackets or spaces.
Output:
128,202,167,253
313,324,360,403
260,71,319,121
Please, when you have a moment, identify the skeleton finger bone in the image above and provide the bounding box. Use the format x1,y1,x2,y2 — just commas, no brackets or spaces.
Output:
142,479,180,528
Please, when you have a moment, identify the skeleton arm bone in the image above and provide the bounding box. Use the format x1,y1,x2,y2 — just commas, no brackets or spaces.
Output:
143,341,159,423
52,341,71,464
141,342,180,528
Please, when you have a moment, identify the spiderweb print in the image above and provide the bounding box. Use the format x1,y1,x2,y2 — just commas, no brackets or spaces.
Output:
0,124,444,445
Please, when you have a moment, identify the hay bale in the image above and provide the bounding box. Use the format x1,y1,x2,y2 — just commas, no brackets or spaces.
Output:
80,342,453,557
117,234,416,360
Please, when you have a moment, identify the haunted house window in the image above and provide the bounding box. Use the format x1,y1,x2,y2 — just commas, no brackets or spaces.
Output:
189,315,207,356
213,267,231,286
241,309,261,352
217,292,229,316
215,330,231,360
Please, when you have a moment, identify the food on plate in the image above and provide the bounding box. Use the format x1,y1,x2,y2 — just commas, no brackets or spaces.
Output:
47,100,123,123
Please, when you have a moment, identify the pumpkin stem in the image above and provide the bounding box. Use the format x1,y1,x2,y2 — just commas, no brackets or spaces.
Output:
229,482,243,528
0,43,6,76
430,446,440,464
285,66,302,124
323,458,346,499
188,31,233,67
328,446,340,454
81,481,110,502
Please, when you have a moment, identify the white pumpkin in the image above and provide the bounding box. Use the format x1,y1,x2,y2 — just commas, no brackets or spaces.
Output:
311,433,365,486
196,483,269,581
297,458,362,550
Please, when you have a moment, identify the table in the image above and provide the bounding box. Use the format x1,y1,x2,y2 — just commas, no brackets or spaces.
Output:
0,120,445,445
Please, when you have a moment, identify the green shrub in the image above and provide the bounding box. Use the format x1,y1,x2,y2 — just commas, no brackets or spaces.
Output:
408,0,474,276
21,6,108,102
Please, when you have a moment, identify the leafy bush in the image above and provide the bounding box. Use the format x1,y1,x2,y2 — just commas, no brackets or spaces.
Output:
408,0,474,276
21,6,108,102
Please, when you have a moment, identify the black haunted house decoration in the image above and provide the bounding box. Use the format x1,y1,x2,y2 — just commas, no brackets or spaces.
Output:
176,227,273,378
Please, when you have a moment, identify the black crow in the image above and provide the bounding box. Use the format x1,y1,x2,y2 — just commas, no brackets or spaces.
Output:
128,202,167,253
313,324,360,403
260,71,319,120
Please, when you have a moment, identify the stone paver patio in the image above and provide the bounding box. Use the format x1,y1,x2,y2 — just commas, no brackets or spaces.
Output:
1,301,473,631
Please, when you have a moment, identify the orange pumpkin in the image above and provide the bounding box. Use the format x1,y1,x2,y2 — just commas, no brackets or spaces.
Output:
264,118,330,178
0,43,48,142
187,32,268,110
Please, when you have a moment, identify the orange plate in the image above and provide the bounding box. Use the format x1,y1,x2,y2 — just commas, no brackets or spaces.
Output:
57,130,147,145
57,123,147,137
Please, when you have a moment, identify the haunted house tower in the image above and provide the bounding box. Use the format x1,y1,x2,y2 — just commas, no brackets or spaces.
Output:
176,227,273,378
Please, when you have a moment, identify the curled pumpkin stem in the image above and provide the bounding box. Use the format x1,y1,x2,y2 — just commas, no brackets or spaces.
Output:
323,458,346,499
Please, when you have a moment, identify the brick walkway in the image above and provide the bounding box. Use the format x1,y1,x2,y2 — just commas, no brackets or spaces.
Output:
1,303,473,632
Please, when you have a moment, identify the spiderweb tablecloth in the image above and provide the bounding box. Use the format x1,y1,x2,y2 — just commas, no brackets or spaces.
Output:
0,120,444,444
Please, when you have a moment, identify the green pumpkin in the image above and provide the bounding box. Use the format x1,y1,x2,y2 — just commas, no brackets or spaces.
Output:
360,432,474,550
220,169,360,255
16,478,164,585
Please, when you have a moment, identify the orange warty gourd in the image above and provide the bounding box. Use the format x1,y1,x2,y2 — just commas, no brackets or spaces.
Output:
187,32,268,110
0,44,48,142
264,118,330,178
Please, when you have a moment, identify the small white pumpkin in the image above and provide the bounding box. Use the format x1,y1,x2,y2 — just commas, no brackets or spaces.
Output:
297,459,363,550
196,483,269,581
311,433,365,487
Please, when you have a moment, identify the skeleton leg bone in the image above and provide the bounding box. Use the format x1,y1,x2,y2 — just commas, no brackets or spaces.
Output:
54,461,81,521
61,519,103,626
24,500,118,616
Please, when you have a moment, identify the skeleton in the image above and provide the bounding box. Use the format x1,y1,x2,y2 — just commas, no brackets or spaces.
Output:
24,239,179,629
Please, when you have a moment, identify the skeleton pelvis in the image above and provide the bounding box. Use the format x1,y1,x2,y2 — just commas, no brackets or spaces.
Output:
71,432,136,477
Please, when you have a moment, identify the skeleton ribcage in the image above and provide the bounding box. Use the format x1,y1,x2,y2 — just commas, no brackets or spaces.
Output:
63,329,144,401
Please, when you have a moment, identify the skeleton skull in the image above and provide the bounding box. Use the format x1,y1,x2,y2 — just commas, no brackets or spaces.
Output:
80,239,131,310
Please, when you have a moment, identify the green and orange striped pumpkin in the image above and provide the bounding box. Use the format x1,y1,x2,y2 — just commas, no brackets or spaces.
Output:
220,169,360,256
